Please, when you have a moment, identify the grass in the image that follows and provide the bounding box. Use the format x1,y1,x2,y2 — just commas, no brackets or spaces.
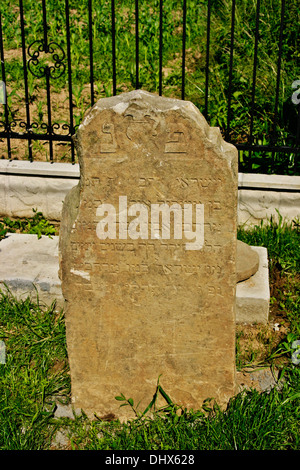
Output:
0,216,299,450
0,209,58,240
0,293,69,450
0,0,299,172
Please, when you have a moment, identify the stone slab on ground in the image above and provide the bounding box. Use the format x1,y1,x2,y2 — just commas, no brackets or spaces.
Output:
0,232,62,308
236,246,270,324
0,233,269,324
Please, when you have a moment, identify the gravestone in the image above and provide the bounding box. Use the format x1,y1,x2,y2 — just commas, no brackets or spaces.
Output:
59,90,238,420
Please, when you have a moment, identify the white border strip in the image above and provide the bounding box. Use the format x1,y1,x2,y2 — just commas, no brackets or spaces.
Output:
0,160,80,178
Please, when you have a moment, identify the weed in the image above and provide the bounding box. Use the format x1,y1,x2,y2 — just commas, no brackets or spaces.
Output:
115,375,182,421
0,288,69,450
0,209,58,240
237,215,300,371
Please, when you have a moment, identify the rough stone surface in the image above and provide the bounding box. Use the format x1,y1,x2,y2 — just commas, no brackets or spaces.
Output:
236,240,259,283
59,90,238,420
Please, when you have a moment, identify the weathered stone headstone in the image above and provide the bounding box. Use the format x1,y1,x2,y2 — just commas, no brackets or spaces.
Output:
59,90,238,420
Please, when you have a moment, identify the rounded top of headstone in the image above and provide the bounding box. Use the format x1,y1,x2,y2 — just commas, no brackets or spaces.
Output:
75,90,238,177
78,89,207,132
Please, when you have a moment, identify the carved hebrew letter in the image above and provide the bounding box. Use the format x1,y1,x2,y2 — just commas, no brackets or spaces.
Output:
100,123,117,153
165,124,187,153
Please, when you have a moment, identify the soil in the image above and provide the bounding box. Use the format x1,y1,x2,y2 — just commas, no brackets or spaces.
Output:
236,264,295,383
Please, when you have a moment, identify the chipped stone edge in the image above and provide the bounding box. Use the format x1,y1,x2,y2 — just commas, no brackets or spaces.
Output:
76,89,238,177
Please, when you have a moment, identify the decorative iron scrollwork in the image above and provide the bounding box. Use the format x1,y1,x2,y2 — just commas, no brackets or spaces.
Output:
28,40,65,79
53,122,72,136
0,119,73,136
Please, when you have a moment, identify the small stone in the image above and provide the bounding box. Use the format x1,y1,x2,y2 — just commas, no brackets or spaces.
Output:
54,403,77,420
236,240,259,283
52,430,70,450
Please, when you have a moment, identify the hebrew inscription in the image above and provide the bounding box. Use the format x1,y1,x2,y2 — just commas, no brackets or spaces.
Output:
164,124,187,153
59,90,238,420
100,123,117,153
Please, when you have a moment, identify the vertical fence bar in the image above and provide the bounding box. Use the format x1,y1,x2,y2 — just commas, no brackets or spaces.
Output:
271,0,285,171
272,0,285,134
65,0,75,163
181,0,187,100
19,0,32,161
88,0,94,106
226,0,236,142
45,70,53,162
111,0,116,95
248,0,261,169
0,11,11,159
41,0,54,161
159,0,163,96
135,0,139,89
204,0,211,120
42,0,49,53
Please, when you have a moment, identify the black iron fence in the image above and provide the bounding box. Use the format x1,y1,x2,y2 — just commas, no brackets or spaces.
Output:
0,0,299,174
